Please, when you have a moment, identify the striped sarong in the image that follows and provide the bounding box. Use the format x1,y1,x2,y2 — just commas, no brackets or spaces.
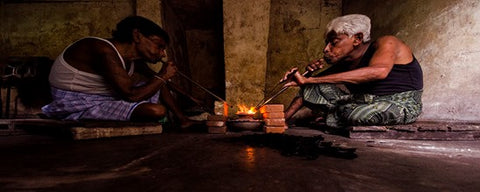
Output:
41,87,160,121
301,84,422,128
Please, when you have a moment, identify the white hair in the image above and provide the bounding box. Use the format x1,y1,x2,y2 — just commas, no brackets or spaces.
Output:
326,14,371,42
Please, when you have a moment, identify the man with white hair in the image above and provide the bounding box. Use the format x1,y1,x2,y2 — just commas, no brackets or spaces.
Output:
283,14,423,128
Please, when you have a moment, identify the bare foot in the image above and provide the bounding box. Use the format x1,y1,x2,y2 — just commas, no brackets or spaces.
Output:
180,119,204,129
314,116,325,122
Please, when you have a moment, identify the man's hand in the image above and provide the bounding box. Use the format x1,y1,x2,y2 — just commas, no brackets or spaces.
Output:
305,58,326,74
157,61,177,80
281,67,307,87
283,71,309,87
280,67,299,83
279,59,326,87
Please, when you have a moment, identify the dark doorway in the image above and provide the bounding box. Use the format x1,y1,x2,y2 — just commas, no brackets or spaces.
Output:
162,0,225,114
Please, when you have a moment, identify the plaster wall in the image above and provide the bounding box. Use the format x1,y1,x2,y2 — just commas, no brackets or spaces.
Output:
223,0,271,112
161,0,225,111
0,1,134,59
266,0,342,106
343,0,480,122
186,29,225,107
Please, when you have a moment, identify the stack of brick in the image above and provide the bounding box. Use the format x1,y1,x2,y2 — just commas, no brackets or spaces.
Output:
208,101,229,134
261,104,287,134
207,115,228,134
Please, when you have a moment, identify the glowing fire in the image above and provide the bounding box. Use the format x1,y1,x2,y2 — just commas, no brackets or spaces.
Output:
237,104,257,114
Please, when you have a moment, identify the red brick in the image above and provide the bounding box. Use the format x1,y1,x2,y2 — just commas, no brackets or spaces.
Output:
214,101,228,116
264,118,286,126
208,126,227,134
264,126,287,134
206,120,226,127
207,115,228,121
262,112,285,119
260,104,284,113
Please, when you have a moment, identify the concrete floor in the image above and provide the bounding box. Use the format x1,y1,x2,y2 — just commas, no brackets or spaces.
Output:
1,127,480,192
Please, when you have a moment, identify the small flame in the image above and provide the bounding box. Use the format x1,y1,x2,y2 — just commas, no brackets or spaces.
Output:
237,104,257,114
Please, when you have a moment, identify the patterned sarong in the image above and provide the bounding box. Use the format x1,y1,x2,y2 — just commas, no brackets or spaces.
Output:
301,84,422,128
41,87,160,121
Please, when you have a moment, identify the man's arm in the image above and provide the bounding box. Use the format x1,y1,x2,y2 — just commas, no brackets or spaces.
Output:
134,61,158,76
97,44,174,102
291,36,404,86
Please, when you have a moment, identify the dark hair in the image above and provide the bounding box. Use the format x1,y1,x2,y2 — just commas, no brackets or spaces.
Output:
112,16,170,44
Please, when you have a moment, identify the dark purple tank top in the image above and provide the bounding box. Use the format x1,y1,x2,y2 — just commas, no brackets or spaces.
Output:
345,42,423,96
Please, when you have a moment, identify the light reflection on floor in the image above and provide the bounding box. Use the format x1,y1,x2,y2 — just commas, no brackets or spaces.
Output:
243,146,256,170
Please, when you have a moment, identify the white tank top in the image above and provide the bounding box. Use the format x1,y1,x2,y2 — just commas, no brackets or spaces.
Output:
49,37,134,95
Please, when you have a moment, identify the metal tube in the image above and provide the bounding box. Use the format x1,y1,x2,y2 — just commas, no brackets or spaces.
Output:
158,60,227,103
255,70,311,109
176,71,227,103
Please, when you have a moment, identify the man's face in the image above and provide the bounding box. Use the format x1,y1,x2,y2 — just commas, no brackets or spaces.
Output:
323,31,356,64
138,34,167,63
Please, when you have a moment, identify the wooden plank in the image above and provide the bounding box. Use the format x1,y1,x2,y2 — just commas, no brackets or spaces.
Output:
349,126,388,132
80,121,160,128
417,124,449,132
414,120,480,131
448,124,480,131
0,119,80,136
0,119,164,139
349,130,476,140
0,118,80,127
71,125,162,140
390,124,418,132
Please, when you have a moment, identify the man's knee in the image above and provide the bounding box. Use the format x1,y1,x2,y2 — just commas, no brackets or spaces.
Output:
346,109,404,125
132,103,167,120
147,105,167,117
347,113,384,125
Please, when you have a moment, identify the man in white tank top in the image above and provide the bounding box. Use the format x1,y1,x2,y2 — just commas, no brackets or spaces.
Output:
42,16,201,130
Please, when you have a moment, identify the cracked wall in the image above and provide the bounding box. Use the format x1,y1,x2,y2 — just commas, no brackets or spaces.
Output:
223,0,271,113
266,0,342,106
344,0,480,121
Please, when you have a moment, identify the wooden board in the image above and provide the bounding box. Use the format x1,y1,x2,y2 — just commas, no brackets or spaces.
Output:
71,125,162,140
348,121,480,140
0,119,163,140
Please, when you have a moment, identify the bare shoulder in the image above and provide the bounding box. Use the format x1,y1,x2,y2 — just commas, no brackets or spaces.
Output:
77,37,116,53
64,37,117,59
375,35,413,64
64,37,119,73
375,35,403,46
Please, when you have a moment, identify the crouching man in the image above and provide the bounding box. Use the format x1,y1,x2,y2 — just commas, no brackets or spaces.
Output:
42,16,201,129
283,14,423,128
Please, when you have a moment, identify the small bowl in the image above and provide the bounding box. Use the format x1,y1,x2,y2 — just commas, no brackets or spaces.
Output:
236,113,255,120
227,119,264,131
